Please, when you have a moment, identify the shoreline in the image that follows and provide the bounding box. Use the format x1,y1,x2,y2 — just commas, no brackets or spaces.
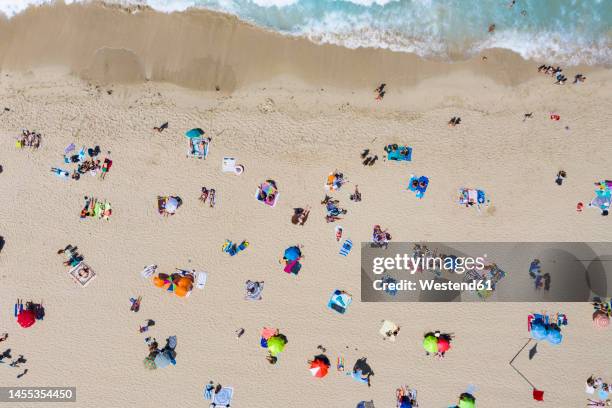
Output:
0,2,607,93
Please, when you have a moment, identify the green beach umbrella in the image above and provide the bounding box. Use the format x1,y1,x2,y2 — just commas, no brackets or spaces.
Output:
143,356,157,370
459,393,476,408
267,336,286,356
423,335,438,354
185,128,204,138
458,399,475,408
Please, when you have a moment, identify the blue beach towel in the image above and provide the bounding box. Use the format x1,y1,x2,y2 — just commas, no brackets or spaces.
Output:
204,384,214,400
339,239,353,256
387,146,412,161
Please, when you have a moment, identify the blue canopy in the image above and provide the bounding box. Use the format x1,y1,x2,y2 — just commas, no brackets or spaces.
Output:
185,128,204,138
284,246,302,261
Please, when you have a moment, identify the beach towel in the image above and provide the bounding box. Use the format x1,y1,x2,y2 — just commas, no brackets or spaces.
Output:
211,387,233,407
283,260,302,274
387,146,412,161
52,168,70,179
255,182,279,207
337,356,345,371
189,137,210,159
328,290,352,314
68,262,96,287
204,384,214,400
245,280,264,300
196,272,208,289
339,239,353,256
141,265,157,279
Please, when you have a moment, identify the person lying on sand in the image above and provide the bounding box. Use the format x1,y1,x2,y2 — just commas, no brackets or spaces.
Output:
200,187,209,203
292,207,310,226
208,189,216,208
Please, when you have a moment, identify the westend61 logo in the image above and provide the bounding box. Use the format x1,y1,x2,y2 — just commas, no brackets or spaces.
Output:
361,242,612,302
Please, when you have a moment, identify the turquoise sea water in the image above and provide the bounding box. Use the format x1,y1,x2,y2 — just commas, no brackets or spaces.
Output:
3,0,611,65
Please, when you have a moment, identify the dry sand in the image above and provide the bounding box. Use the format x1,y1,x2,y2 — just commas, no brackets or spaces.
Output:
0,2,611,408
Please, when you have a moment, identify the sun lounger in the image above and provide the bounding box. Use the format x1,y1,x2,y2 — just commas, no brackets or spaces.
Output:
339,239,353,256
328,290,352,314
196,271,208,289
210,386,233,408
222,157,236,172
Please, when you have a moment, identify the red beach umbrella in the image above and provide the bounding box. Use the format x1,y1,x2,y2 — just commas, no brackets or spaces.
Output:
437,337,451,353
17,310,36,328
309,359,329,378
532,389,544,401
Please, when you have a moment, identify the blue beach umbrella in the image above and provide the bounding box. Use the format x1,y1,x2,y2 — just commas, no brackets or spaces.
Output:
185,128,204,138
154,352,171,369
284,246,301,261
530,322,548,341
546,328,563,345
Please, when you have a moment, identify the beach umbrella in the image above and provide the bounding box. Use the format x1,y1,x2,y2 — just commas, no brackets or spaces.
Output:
261,327,277,340
245,280,264,300
458,399,475,408
530,322,548,341
154,352,172,369
17,310,36,328
165,197,179,213
593,311,610,329
267,336,286,356
309,359,330,378
166,336,177,350
423,335,438,354
143,356,157,370
185,128,204,138
437,337,451,353
283,246,301,261
213,388,232,406
546,329,562,345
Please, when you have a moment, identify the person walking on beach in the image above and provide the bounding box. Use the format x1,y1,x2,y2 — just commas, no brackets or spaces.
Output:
375,83,386,100
154,122,168,132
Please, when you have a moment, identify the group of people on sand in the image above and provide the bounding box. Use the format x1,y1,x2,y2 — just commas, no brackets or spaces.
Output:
199,187,216,208
372,225,391,248
53,145,112,181
586,375,611,406
57,244,84,268
322,195,347,223
0,335,28,378
292,206,311,225
16,129,41,149
361,149,378,166
538,64,586,85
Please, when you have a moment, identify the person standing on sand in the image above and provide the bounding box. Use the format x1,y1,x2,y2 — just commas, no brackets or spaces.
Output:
555,170,566,185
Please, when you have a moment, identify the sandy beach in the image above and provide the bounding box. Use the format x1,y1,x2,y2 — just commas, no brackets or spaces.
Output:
0,2,611,407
